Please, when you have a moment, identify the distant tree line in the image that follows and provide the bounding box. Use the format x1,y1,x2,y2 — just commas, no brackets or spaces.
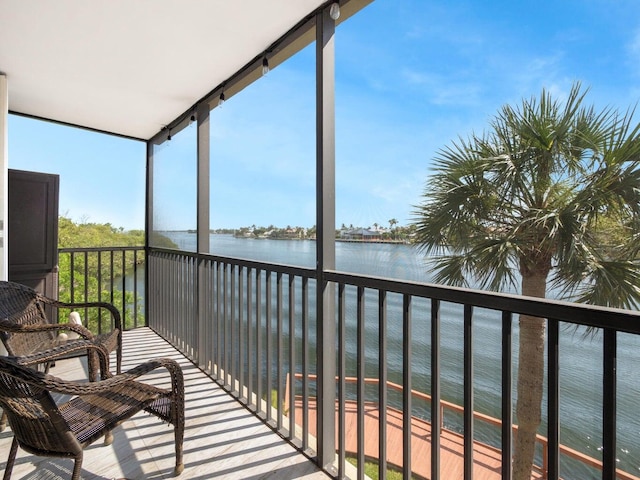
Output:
214,219,418,243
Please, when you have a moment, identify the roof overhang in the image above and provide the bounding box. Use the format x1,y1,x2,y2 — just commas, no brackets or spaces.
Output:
0,0,366,141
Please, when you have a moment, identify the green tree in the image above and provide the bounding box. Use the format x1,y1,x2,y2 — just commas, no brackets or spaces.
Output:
413,83,640,480
57,217,159,331
59,217,146,248
388,218,398,239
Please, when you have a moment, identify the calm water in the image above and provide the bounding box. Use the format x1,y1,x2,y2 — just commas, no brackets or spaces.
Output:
157,232,640,479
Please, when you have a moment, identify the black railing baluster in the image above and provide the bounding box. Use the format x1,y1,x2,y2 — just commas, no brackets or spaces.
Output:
464,304,474,480
603,328,617,480
83,250,89,326
265,270,272,424
338,283,346,479
403,293,412,479
97,251,102,327
378,289,388,479
215,261,222,382
229,263,242,396
301,276,309,451
357,285,365,480
277,271,284,432
548,318,560,480
246,267,253,406
256,268,263,415
431,298,441,480
133,249,138,327
70,251,75,305
222,263,229,387
120,250,126,330
238,265,244,400
110,250,115,313
288,274,296,440
200,258,209,373
501,310,513,480
170,253,176,347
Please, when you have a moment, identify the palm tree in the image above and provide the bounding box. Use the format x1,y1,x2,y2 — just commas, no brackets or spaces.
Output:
413,83,640,480
388,218,398,239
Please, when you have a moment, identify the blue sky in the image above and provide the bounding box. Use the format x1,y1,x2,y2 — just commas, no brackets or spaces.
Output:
9,0,640,231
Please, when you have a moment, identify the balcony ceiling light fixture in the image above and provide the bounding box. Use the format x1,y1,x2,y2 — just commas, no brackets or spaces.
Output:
262,57,269,76
329,2,340,20
218,92,225,106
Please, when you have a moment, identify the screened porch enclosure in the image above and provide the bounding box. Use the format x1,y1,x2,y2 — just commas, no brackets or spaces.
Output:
3,1,640,479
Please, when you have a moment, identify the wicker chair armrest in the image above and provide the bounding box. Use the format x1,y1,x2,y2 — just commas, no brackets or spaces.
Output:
14,340,110,376
3,357,183,397
125,357,185,396
0,319,95,339
107,358,184,398
39,297,122,331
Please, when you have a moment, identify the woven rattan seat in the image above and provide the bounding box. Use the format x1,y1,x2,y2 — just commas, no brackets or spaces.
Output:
0,350,185,479
0,280,123,383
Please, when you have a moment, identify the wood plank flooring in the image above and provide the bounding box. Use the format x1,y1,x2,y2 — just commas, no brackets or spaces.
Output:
293,399,545,480
0,328,330,480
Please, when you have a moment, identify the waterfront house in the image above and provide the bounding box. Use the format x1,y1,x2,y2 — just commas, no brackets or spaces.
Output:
341,228,381,241
1,2,639,479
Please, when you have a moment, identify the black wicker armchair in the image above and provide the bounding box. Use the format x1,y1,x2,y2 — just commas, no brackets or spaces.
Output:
0,351,185,479
0,280,123,382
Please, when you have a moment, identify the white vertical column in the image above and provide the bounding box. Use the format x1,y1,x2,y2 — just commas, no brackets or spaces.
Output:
0,74,8,281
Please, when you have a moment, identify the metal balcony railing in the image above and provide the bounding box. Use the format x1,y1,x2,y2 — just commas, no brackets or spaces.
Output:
58,246,146,332
146,247,640,480
59,248,640,480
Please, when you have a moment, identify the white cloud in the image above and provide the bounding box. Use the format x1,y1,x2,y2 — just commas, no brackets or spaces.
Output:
401,68,484,107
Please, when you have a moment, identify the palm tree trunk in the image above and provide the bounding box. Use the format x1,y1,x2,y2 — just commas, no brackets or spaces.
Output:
513,272,547,480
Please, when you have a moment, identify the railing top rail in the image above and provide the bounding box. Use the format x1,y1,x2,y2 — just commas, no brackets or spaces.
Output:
60,246,144,253
325,270,640,334
149,247,316,279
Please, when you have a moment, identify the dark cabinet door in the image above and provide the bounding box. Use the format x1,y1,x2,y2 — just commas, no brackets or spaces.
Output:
8,169,59,299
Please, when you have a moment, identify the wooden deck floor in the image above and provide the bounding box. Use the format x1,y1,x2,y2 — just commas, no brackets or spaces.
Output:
0,328,330,480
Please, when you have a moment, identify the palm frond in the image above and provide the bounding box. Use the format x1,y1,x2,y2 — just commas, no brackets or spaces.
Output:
559,260,640,309
413,81,640,304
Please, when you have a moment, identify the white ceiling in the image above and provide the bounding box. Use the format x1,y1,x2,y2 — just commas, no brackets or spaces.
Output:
0,0,328,140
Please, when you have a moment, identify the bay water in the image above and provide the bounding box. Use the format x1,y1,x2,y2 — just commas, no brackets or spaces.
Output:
156,232,640,479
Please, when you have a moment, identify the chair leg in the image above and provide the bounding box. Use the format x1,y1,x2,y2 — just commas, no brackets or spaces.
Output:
104,430,113,445
71,452,83,480
42,361,55,375
173,425,184,476
0,411,6,432
3,437,19,480
174,458,184,476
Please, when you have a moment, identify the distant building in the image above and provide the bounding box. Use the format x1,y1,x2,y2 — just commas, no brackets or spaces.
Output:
341,228,381,241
